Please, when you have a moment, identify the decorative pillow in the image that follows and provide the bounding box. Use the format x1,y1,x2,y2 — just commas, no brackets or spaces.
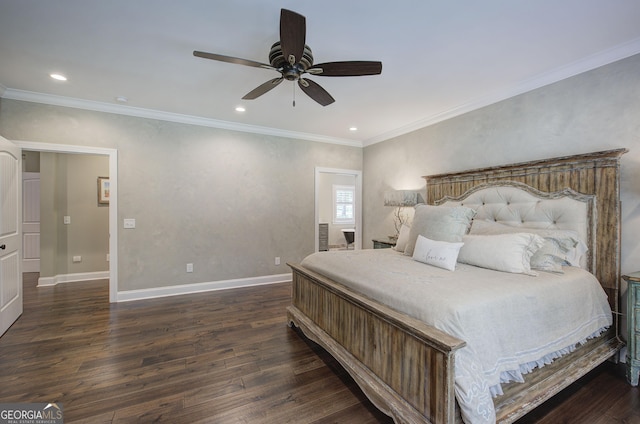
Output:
404,205,476,257
412,235,464,271
529,239,569,273
393,224,411,252
469,220,588,271
457,233,545,276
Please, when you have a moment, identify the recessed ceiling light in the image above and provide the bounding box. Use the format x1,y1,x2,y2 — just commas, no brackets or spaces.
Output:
235,106,246,112
50,73,67,81
349,126,358,132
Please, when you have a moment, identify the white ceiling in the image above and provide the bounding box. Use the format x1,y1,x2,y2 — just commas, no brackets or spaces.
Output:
1,0,640,147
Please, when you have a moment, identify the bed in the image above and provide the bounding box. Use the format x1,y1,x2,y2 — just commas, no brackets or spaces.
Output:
287,149,627,424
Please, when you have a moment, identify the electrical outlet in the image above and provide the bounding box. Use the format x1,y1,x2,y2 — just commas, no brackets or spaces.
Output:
275,257,280,266
73,255,82,263
123,218,136,229
186,263,193,273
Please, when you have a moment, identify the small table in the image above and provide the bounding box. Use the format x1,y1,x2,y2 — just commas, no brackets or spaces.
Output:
622,272,640,386
372,238,396,249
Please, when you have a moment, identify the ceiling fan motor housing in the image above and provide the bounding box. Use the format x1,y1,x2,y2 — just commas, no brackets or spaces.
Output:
269,42,313,80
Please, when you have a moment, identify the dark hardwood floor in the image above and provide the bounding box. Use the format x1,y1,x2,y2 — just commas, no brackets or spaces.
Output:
0,273,637,423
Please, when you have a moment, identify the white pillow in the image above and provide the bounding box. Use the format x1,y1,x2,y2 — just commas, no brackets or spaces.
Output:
393,224,411,252
469,220,588,271
457,233,545,276
404,205,476,256
412,235,464,271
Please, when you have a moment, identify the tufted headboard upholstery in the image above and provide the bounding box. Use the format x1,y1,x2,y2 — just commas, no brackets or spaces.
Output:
436,182,595,271
423,149,627,315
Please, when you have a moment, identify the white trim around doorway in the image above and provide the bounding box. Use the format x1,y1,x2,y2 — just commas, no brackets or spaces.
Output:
14,141,118,303
314,167,362,252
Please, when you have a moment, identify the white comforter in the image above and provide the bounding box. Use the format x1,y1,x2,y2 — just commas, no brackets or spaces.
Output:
300,249,612,424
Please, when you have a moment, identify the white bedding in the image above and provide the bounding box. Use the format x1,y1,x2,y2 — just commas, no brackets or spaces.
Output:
300,249,612,424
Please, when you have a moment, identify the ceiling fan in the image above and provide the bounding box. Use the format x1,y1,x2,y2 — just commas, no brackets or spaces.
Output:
193,8,382,106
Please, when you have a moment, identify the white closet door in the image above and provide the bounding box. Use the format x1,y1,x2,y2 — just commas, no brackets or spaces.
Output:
22,172,40,272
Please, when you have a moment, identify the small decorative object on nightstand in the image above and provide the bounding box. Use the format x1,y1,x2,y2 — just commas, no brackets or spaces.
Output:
383,190,421,239
623,272,640,386
372,238,396,249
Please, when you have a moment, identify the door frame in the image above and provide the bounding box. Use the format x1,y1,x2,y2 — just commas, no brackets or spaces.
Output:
14,141,118,303
314,167,362,252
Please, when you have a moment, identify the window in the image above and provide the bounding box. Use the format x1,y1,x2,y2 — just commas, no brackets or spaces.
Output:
333,185,355,224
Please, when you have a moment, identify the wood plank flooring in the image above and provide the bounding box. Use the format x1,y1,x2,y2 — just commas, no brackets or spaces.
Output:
0,273,637,423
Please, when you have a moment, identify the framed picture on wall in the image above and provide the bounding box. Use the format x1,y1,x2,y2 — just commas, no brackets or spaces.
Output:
97,177,110,205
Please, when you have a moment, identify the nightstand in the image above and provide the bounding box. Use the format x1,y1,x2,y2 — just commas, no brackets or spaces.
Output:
623,272,640,386
372,238,396,249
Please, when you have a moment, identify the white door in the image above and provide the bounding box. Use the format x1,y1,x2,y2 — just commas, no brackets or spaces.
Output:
22,172,40,272
0,135,22,336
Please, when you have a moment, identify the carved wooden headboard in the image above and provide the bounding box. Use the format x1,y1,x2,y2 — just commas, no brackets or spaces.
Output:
423,149,627,314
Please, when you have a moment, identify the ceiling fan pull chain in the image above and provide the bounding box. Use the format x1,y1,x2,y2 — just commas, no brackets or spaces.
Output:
293,82,296,107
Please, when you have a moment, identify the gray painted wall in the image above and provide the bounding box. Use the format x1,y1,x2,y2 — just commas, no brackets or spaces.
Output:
0,100,362,291
363,53,640,277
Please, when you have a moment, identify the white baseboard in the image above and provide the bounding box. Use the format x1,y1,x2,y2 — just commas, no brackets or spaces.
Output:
37,271,110,287
116,272,292,302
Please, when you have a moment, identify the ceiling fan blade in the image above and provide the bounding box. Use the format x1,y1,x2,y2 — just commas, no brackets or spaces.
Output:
193,51,274,70
280,9,306,66
307,61,382,76
242,77,284,100
298,78,335,106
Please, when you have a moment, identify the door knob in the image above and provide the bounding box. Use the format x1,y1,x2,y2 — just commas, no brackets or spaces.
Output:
0,244,5,250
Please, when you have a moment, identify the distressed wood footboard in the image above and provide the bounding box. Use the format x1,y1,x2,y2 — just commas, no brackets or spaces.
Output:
287,263,466,424
494,330,622,423
288,263,624,424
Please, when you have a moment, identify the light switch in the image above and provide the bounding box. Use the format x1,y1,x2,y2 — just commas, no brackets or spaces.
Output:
123,218,136,229
64,216,71,225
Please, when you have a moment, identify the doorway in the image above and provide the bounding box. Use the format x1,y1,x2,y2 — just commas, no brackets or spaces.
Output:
314,167,362,252
14,141,118,302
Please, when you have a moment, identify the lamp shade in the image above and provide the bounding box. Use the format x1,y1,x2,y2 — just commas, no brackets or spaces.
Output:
383,190,420,207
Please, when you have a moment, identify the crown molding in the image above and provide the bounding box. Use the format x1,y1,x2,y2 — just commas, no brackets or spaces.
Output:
1,88,363,148
363,37,640,147
3,37,639,150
